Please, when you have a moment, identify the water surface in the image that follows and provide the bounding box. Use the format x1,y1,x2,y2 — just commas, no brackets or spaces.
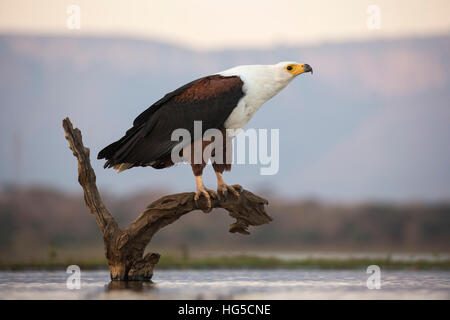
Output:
0,269,449,299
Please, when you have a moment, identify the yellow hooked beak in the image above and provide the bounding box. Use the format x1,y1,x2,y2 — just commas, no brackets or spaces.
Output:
287,63,313,76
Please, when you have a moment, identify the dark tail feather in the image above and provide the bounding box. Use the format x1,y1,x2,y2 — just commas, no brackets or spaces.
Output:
98,139,121,160
97,125,143,168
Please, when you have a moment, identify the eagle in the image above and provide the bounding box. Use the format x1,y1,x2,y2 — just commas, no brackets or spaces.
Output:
98,62,313,208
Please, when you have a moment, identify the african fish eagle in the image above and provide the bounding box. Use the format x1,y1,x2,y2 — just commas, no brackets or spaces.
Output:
98,62,313,208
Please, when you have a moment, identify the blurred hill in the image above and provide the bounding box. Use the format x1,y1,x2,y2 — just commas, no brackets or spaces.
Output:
0,34,449,201
0,186,449,262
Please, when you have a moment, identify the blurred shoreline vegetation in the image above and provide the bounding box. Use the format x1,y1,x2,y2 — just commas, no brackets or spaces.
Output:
1,254,450,271
0,186,449,270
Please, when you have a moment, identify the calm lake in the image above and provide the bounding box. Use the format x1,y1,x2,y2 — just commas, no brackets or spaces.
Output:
0,269,449,299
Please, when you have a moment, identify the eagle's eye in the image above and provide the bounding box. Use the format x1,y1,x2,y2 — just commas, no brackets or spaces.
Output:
286,65,293,71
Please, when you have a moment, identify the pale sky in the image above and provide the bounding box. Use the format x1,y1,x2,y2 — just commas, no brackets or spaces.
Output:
0,0,449,50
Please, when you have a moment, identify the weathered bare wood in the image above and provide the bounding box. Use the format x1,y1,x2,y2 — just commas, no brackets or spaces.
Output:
62,117,272,281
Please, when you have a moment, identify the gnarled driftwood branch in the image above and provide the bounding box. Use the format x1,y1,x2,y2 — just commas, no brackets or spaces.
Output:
62,117,272,281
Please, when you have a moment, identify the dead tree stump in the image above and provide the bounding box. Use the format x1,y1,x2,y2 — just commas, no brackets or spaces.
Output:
62,117,272,281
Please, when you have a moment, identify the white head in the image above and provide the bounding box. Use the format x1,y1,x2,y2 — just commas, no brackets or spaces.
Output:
221,61,313,130
220,61,313,81
220,61,313,105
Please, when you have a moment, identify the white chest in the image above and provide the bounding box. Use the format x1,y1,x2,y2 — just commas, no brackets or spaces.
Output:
224,98,260,130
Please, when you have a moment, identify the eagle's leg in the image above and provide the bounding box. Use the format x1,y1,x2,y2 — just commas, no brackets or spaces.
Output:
192,163,216,210
213,163,242,199
211,133,241,199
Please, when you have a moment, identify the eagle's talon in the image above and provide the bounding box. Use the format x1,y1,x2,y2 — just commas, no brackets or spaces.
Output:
218,184,240,199
217,185,227,199
228,186,240,197
194,187,212,210
207,189,218,199
232,184,243,193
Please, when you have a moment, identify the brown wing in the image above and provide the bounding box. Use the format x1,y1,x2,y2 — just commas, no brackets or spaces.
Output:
97,75,244,169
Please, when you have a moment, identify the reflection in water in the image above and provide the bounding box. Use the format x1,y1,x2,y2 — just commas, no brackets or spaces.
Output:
106,280,156,292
